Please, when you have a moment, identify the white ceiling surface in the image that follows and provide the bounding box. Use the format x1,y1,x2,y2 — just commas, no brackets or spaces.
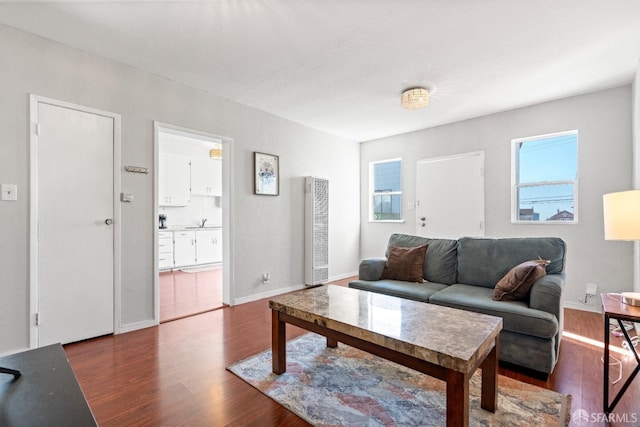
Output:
1,1,639,142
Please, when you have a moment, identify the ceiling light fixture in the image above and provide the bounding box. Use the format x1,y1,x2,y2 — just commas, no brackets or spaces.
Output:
209,145,222,159
400,87,429,110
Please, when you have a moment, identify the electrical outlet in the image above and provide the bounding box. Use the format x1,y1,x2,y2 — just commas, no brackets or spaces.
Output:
586,283,598,296
262,273,271,284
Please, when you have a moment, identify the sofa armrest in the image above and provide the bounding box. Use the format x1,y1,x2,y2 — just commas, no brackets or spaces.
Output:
359,257,387,281
529,273,565,319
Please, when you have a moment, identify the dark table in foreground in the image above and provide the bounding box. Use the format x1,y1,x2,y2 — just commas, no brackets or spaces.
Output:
601,293,640,415
0,343,96,427
270,285,502,427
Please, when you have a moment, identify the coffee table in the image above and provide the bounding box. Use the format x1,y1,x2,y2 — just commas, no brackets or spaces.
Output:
269,285,502,427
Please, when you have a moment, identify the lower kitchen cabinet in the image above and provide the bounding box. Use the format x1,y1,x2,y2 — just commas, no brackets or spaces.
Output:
173,231,196,268
196,229,222,264
159,228,222,270
158,231,174,270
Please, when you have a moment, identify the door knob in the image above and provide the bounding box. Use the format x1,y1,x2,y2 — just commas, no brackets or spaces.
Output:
105,218,113,225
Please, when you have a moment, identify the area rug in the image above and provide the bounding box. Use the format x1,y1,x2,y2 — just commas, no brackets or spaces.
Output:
228,333,571,426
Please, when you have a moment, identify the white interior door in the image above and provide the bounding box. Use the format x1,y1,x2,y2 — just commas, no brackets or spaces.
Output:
416,152,485,239
35,100,116,346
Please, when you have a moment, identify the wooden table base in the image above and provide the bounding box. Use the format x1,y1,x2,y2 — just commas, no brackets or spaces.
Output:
272,309,498,427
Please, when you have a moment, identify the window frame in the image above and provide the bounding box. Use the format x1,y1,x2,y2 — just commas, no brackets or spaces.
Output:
511,130,579,224
369,158,404,223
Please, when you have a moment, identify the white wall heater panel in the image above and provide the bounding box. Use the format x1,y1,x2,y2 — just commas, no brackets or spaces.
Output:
305,176,329,286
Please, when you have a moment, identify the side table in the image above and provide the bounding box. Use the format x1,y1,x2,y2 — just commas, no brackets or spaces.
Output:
601,293,640,414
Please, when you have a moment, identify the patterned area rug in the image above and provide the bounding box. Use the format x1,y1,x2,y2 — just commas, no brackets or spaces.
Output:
228,333,571,426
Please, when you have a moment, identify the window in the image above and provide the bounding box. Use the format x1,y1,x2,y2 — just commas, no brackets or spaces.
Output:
512,130,578,223
370,159,402,221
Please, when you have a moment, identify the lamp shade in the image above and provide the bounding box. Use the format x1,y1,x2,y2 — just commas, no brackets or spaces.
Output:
603,190,640,240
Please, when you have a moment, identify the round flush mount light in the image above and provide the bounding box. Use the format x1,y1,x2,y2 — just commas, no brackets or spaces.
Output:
209,144,222,159
400,87,429,110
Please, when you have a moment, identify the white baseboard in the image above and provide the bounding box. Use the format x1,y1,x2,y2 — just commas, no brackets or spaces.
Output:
233,284,307,305
564,301,601,313
233,272,358,306
2,320,157,355
117,319,157,334
0,346,31,357
329,271,358,282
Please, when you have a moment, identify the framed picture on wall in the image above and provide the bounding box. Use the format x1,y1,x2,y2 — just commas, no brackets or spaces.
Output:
254,151,279,196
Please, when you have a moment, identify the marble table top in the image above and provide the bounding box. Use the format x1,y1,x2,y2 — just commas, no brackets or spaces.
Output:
270,285,502,373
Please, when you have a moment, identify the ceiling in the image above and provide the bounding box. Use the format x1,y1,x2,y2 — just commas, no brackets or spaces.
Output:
1,1,639,142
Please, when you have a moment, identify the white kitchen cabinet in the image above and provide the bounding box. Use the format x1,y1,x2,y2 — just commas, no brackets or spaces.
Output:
158,231,174,270
173,230,196,267
196,228,222,264
159,153,191,206
191,157,221,196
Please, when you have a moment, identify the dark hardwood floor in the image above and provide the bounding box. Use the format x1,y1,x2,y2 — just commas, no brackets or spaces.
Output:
64,278,640,426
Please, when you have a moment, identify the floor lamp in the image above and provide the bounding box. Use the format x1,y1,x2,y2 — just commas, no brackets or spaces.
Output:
603,190,640,306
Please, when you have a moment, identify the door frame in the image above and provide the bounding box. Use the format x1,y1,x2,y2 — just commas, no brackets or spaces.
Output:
153,122,234,323
29,94,122,348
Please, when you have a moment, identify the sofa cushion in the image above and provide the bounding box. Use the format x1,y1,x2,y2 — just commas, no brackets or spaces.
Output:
358,257,387,281
386,234,458,284
456,237,566,288
348,280,448,303
429,284,558,339
494,259,548,301
380,244,428,282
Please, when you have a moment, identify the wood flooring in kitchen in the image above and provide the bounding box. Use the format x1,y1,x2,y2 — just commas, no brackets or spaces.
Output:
159,267,224,322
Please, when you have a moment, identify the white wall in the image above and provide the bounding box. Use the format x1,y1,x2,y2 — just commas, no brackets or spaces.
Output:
0,24,360,354
360,86,634,312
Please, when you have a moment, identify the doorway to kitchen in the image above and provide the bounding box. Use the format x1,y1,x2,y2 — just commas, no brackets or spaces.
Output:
154,123,233,323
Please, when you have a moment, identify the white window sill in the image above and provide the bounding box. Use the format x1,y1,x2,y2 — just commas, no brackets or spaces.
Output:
511,220,578,225
369,220,406,224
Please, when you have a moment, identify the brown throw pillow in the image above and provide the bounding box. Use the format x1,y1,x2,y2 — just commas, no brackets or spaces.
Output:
494,259,549,301
380,244,428,283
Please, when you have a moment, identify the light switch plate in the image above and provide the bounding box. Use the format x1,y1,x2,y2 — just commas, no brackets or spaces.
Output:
1,184,17,201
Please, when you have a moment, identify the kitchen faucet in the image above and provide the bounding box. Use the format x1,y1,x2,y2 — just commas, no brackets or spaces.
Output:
201,218,208,228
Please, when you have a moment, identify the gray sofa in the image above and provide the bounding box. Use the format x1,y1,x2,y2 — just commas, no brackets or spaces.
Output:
349,234,566,375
